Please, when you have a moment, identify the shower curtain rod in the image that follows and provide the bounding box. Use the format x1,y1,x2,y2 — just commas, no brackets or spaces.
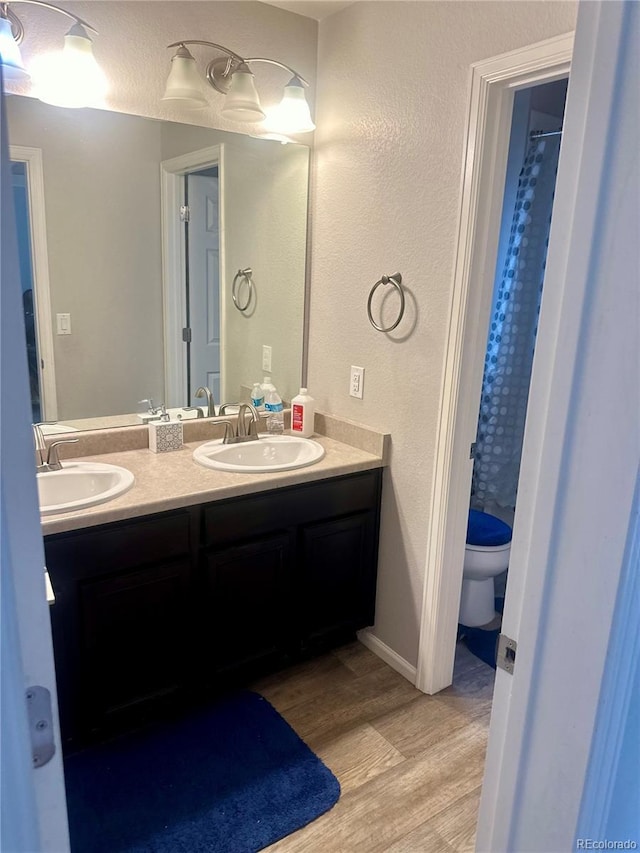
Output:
530,129,563,138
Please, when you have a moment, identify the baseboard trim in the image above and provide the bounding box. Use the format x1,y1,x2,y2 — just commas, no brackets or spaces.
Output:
357,630,418,685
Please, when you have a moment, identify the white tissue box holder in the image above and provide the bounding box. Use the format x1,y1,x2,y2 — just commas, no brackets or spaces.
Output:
148,420,183,453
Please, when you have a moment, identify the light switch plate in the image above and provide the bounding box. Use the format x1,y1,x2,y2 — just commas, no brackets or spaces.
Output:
350,366,364,399
262,345,272,372
56,313,71,335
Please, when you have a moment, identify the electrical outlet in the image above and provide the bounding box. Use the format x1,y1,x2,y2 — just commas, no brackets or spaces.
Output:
350,366,364,399
262,345,272,372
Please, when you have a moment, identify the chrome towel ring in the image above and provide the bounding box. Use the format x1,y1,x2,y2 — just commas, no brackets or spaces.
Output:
232,268,253,312
367,272,405,332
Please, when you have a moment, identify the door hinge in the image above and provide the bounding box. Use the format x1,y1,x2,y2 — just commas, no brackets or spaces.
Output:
496,634,517,675
26,686,56,768
179,204,190,222
182,327,192,343
470,442,477,459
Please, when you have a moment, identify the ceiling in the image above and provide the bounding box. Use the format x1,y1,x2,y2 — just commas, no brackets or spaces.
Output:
261,1,354,20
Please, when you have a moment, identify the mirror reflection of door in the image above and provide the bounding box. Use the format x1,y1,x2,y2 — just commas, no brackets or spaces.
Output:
185,167,220,406
11,160,41,422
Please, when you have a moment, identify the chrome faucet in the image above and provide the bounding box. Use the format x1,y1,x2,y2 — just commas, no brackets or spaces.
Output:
138,398,162,416
194,386,215,418
218,403,260,444
138,398,167,423
32,423,79,472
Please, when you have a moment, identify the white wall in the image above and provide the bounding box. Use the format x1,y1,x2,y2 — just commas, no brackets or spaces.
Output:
310,1,577,667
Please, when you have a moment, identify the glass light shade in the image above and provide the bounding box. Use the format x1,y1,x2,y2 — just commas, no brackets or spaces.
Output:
30,26,108,108
0,16,29,80
162,47,208,107
221,67,265,122
263,78,315,135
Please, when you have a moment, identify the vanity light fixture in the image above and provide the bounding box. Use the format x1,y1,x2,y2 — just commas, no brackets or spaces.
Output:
163,40,315,134
0,0,107,107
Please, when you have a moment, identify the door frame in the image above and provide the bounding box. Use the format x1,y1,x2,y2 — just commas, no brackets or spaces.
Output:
160,145,224,407
415,32,574,694
10,145,58,421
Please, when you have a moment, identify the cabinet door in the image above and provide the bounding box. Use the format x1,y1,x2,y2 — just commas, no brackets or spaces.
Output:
201,533,293,677
300,511,378,648
78,558,192,735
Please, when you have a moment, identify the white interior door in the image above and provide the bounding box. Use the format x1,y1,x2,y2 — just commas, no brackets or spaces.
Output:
1,92,69,851
187,169,221,405
477,2,639,848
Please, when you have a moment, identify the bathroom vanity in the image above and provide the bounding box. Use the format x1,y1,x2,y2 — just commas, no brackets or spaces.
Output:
42,432,384,751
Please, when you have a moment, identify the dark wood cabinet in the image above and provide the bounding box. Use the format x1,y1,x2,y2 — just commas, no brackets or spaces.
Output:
46,509,198,745
44,469,382,749
299,510,378,649
200,532,294,677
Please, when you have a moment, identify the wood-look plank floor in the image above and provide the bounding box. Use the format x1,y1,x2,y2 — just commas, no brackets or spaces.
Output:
252,641,495,853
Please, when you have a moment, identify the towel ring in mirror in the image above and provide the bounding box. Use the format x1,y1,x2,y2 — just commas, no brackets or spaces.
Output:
367,272,404,332
232,267,253,312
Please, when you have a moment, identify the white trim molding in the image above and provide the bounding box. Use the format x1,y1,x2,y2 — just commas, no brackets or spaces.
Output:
415,32,573,695
357,629,418,685
10,145,58,421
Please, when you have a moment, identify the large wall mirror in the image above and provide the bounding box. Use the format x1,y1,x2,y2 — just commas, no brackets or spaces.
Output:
7,95,309,432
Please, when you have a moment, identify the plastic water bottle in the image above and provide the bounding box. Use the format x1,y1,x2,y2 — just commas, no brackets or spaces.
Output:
250,382,264,410
265,387,284,435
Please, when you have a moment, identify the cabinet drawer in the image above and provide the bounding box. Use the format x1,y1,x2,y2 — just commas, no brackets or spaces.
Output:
203,470,381,546
45,509,195,581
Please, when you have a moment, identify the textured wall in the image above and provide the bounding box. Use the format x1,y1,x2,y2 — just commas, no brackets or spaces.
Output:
310,1,577,666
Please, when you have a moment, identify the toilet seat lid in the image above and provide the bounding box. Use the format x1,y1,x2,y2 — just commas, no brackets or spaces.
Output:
467,510,512,546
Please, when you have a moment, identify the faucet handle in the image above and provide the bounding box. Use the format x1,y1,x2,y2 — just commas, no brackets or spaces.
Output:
45,438,79,470
217,420,235,443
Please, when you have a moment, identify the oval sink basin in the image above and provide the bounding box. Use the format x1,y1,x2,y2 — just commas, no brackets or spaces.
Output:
38,462,134,515
193,435,325,473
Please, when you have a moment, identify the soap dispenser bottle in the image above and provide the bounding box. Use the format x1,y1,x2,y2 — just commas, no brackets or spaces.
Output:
291,388,315,437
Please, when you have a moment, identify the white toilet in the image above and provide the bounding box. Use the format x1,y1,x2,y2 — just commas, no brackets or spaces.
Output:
459,510,512,627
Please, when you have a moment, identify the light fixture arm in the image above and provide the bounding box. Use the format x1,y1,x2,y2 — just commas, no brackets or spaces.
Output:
0,0,98,41
166,39,309,94
167,39,244,64
243,58,309,88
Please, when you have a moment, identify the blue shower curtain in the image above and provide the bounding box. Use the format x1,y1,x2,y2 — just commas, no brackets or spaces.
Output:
472,134,561,511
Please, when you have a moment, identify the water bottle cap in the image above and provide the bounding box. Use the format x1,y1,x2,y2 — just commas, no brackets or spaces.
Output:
300,388,308,394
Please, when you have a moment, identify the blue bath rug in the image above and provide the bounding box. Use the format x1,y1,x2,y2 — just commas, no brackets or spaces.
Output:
64,691,340,853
